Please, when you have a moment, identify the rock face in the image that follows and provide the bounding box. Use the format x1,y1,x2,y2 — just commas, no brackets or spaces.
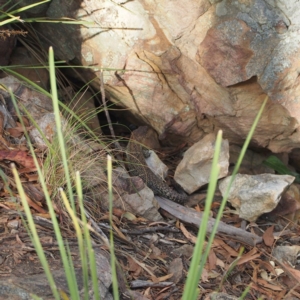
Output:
31,0,300,152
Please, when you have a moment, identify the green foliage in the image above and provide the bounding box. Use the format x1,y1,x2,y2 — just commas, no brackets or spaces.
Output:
10,47,103,299
107,155,119,300
182,96,268,300
0,0,50,26
263,155,300,183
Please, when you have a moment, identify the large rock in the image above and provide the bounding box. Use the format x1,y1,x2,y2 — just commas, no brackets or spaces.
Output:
29,0,300,152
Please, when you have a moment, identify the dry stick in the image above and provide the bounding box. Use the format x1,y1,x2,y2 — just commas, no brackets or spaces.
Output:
156,196,262,246
99,69,118,143
99,68,124,165
121,226,180,235
131,280,174,289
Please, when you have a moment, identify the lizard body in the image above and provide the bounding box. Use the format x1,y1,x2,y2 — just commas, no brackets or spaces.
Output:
126,126,188,204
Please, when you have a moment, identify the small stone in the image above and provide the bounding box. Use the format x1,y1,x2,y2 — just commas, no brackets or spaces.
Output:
219,174,295,222
172,244,194,258
168,257,183,283
175,133,229,194
145,150,168,181
7,220,19,230
272,245,300,266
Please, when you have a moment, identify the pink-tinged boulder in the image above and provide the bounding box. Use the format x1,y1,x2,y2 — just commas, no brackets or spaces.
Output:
30,0,300,152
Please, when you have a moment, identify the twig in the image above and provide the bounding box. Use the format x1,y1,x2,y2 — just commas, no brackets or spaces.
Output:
161,286,179,300
156,196,262,246
121,226,180,235
99,69,122,148
84,208,110,246
131,280,174,289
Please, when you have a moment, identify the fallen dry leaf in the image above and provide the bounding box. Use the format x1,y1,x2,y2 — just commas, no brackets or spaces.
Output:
208,249,217,271
257,260,277,276
122,211,137,221
112,208,124,218
112,222,128,240
216,258,225,268
35,213,51,219
0,201,22,210
201,267,209,282
250,261,258,283
0,111,5,133
0,136,9,148
24,173,39,181
194,204,202,212
168,257,183,283
167,238,187,244
257,278,283,291
127,256,143,278
6,127,25,138
213,238,239,257
128,254,156,277
263,225,275,246
266,189,300,219
153,273,174,282
179,222,197,244
23,194,47,214
282,262,300,281
0,150,40,170
15,234,23,245
237,248,261,265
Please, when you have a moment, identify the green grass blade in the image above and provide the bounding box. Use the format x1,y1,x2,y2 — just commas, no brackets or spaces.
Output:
239,284,251,299
183,96,268,299
9,69,80,300
0,15,19,25
182,130,222,300
60,188,89,300
0,0,15,11
11,164,60,300
76,171,101,299
49,46,75,210
107,155,119,300
216,96,268,217
63,241,80,299
22,17,94,26
6,0,50,16
198,96,268,292
263,155,300,182
219,247,244,291
74,176,90,300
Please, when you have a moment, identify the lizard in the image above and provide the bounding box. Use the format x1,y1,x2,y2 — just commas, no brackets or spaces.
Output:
126,126,188,204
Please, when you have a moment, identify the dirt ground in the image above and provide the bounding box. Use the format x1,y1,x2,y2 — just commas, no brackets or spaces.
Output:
1,187,300,300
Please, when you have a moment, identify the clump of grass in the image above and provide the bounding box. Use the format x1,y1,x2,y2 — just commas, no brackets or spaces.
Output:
0,0,50,26
9,46,111,299
0,1,120,298
42,117,106,196
2,69,109,226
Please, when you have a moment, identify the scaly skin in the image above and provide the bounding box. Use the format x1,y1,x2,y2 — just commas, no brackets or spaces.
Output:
126,126,188,204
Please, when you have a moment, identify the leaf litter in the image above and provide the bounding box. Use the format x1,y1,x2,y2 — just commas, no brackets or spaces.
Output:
0,83,299,299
